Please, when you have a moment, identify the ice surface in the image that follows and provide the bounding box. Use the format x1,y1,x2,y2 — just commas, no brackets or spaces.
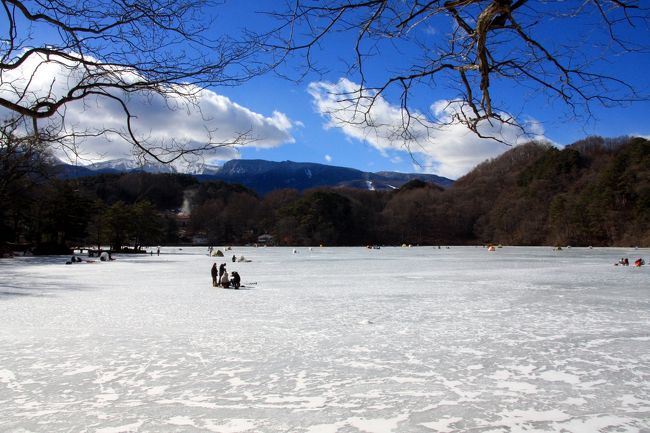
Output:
1,246,649,432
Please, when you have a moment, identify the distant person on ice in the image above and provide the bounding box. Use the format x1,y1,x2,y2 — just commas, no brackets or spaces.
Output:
66,254,82,264
220,270,230,288
230,271,241,289
211,263,218,287
218,263,226,287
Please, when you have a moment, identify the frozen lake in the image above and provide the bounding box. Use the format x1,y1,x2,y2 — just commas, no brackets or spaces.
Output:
1,246,649,433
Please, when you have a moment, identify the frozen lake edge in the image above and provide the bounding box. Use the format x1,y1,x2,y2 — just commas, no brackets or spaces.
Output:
1,246,649,432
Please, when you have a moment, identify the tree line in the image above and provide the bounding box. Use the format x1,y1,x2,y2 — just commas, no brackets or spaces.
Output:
1,136,648,255
172,135,650,248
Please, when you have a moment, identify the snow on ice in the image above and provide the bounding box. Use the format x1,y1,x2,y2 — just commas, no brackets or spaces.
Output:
0,246,649,432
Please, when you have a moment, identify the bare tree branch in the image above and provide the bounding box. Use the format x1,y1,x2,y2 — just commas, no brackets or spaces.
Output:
0,0,261,163
255,0,649,151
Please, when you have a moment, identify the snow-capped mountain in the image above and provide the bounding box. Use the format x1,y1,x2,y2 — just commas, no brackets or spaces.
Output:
197,159,454,193
55,157,454,193
88,158,178,174
177,162,221,175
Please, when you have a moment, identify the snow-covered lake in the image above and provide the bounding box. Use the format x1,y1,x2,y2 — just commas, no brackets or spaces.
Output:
1,246,649,433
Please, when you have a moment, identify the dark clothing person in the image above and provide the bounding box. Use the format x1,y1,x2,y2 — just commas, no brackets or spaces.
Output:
218,263,226,286
232,254,236,263
211,263,218,287
230,271,241,289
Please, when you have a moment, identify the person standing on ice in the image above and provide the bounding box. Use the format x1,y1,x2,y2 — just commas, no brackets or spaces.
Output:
218,263,226,287
211,263,218,287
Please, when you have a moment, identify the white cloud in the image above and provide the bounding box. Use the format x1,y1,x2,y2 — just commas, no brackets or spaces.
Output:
0,51,295,165
308,78,547,178
324,154,332,162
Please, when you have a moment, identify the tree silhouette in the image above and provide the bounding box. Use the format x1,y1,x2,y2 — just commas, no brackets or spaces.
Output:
1,0,257,163
259,0,648,146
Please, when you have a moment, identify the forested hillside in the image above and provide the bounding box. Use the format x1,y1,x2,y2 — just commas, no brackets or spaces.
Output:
460,136,649,246
1,136,648,254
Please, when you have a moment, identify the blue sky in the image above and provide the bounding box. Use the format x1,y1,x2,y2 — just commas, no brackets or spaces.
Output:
210,2,650,178
3,1,649,179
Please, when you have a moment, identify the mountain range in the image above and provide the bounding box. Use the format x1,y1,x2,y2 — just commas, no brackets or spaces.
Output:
54,158,454,194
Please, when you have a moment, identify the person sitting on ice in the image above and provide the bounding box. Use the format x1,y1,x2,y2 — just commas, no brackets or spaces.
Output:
220,270,230,288
230,271,241,289
634,258,645,267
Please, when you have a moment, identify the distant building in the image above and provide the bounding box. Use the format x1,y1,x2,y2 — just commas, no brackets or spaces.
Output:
257,234,274,245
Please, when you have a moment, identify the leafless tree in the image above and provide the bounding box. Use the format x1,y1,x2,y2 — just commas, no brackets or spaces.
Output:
257,0,648,145
0,0,259,164
0,118,50,202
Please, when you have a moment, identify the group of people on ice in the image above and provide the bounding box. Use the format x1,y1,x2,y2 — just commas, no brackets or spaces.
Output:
616,257,645,267
211,262,241,288
66,251,114,264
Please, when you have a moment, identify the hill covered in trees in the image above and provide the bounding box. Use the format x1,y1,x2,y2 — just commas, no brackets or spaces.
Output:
1,136,648,254
452,136,649,247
